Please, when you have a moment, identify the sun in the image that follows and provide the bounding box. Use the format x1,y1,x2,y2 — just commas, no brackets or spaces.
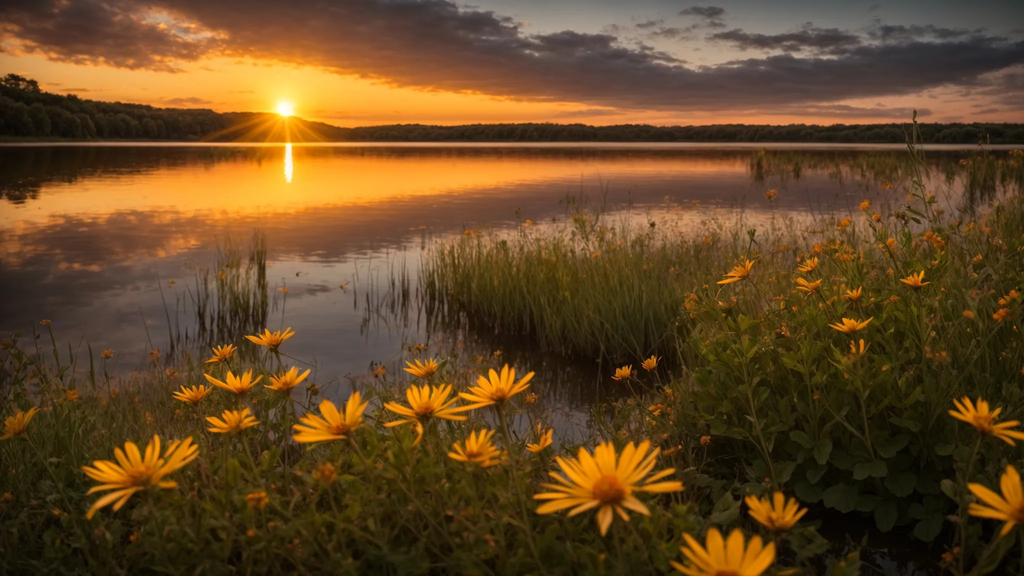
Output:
276,102,295,117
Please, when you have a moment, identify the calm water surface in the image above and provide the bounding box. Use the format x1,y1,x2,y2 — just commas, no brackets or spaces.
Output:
0,143,985,439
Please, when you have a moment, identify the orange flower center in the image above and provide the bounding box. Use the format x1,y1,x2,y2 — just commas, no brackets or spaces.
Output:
592,475,626,504
125,465,156,485
1012,503,1024,523
714,571,740,576
329,423,349,435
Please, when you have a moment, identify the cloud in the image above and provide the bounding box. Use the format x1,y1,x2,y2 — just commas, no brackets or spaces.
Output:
161,96,213,106
678,6,726,29
1,0,1023,115
710,25,862,54
867,24,976,43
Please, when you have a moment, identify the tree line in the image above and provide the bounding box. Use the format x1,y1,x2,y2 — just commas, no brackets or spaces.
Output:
2,73,1022,143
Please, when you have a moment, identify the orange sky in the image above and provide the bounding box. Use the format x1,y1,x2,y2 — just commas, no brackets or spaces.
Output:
2,0,1023,127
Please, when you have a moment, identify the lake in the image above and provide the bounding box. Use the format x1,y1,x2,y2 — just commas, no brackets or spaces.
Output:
0,142,1006,438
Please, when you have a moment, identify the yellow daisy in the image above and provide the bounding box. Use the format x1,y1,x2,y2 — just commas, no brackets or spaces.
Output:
292,392,369,444
383,384,476,445
448,429,503,467
641,356,659,371
205,344,237,364
403,358,440,379
612,365,633,381
672,528,775,576
534,440,683,536
828,317,873,334
969,465,1024,536
82,435,198,519
207,408,260,434
245,327,295,350
459,364,534,407
842,287,863,302
204,369,262,396
172,384,213,405
797,257,819,273
949,397,1024,445
266,366,311,393
527,424,554,454
744,492,807,531
718,260,755,285
900,270,931,290
1,407,40,440
795,277,823,295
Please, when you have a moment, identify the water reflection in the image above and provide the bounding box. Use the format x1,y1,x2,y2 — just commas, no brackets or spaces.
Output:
0,144,1009,440
284,143,293,183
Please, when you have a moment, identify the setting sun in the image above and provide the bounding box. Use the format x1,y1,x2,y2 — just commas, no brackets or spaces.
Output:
276,102,295,117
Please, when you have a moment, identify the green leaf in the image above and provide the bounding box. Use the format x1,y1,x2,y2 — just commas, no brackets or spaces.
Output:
877,435,909,458
790,430,814,449
856,495,882,512
853,460,887,480
940,479,957,500
885,472,917,497
913,514,944,542
813,438,833,465
823,484,859,513
806,465,827,483
793,480,823,503
934,443,955,456
874,504,898,532
709,491,741,525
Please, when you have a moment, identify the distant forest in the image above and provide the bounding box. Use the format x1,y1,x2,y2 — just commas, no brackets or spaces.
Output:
2,73,1023,144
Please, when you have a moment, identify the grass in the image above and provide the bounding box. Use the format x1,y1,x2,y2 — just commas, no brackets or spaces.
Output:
2,133,1024,573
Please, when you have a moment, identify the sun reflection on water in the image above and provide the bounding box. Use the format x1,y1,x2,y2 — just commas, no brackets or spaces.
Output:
284,143,293,183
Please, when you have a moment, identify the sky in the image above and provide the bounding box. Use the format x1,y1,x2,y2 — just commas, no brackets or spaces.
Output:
1,0,1023,127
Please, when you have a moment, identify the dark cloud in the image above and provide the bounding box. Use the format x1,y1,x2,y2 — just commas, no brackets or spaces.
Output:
1,0,1023,114
867,24,976,43
710,25,863,54
678,6,726,29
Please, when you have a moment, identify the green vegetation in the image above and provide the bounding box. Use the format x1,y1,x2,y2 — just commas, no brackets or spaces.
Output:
4,124,1024,574
3,73,1023,143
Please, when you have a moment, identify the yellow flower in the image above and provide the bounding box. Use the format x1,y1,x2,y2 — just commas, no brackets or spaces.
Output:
101,349,114,359
797,257,818,273
205,344,237,364
206,408,260,434
963,310,976,320
372,365,386,377
700,436,711,446
641,356,659,371
847,339,868,360
886,237,897,251
525,392,538,404
795,277,822,295
245,327,295,350
82,435,198,519
745,492,807,531
449,429,503,467
872,213,882,222
842,287,863,302
994,308,1011,322
459,364,534,407
998,290,1021,307
764,189,778,200
900,270,930,290
383,384,475,445
313,462,337,485
612,365,633,381
860,200,871,211
292,393,368,444
266,366,311,393
246,491,269,509
403,358,440,379
1,407,40,440
949,397,1024,445
718,260,755,285
172,384,213,405
66,389,79,402
836,217,852,230
968,465,1024,536
828,317,873,334
533,440,683,536
204,369,263,395
671,528,775,576
527,425,554,454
